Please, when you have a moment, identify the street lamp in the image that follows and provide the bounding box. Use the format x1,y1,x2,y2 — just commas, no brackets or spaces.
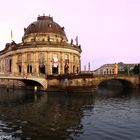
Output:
138,63,140,76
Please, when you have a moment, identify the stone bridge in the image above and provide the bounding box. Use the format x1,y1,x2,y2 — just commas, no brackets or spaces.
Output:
60,74,140,90
0,74,47,90
0,73,139,91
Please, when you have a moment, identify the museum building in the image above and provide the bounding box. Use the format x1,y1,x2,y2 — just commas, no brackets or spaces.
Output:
0,15,82,76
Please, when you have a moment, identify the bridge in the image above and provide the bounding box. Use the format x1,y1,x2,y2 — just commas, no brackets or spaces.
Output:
0,74,47,90
0,73,139,91
59,74,140,90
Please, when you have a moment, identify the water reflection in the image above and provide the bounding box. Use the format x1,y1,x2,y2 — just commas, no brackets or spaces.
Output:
0,87,140,140
0,88,95,140
96,85,135,99
71,89,140,140
0,88,43,105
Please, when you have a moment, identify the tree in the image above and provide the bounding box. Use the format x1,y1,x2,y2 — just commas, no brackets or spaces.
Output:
124,66,129,74
133,64,140,75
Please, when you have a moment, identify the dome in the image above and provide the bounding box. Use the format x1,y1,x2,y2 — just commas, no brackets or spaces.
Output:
24,15,66,36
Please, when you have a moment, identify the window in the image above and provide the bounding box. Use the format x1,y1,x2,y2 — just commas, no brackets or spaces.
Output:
73,56,75,61
27,64,32,73
17,54,22,62
39,53,45,64
19,65,22,73
27,54,31,61
65,55,68,60
48,24,52,27
53,54,58,68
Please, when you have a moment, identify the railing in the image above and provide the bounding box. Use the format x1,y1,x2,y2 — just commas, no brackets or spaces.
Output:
0,72,139,81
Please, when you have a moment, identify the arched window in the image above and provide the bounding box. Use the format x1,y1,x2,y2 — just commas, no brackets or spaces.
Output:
19,65,21,73
27,64,32,73
9,59,12,72
52,54,58,74
27,64,30,73
106,69,108,75
77,67,79,73
73,65,75,73
39,53,45,64
30,65,32,73
64,55,69,74
73,56,75,61
39,65,45,74
110,69,112,75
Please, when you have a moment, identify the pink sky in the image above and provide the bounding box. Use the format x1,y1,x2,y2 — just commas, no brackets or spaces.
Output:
0,0,139,70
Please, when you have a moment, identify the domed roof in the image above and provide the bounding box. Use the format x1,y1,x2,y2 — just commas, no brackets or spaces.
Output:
24,15,66,36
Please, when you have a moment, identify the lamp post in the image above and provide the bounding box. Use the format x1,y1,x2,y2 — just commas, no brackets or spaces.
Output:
138,63,140,76
128,67,129,75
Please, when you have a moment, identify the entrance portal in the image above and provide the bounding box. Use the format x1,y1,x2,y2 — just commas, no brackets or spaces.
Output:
52,66,58,74
39,65,45,74
18,65,21,73
64,66,69,74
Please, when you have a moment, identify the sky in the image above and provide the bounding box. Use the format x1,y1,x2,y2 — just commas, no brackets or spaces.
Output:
0,0,139,70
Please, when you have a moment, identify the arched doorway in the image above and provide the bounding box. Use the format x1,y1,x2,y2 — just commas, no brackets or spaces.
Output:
39,53,45,74
18,65,21,73
39,65,45,74
30,65,32,73
64,65,69,74
52,54,59,75
77,67,79,73
52,66,58,74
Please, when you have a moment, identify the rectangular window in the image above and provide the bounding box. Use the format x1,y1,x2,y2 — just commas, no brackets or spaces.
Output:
53,54,58,68
18,55,22,62
27,54,31,61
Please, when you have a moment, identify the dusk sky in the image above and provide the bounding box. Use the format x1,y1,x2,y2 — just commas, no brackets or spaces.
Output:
0,0,139,70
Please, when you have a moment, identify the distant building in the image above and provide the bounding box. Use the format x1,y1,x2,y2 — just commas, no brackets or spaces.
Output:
94,62,136,75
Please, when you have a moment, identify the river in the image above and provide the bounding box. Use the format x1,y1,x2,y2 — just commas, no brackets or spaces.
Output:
0,88,140,140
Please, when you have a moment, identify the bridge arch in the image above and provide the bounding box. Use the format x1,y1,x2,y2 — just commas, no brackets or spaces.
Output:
21,79,43,89
0,75,47,90
98,78,134,89
21,77,47,90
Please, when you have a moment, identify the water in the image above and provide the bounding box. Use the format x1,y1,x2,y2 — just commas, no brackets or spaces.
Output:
0,88,140,140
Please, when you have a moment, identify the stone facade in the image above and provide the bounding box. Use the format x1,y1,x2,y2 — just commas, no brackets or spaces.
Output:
0,15,81,76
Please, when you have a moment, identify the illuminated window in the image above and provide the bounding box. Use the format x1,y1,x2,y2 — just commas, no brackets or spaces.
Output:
53,54,58,68
48,24,52,27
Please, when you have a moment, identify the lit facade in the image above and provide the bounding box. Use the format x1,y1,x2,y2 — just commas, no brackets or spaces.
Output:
0,15,82,76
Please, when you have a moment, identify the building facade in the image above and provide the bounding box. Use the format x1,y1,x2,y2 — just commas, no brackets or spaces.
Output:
94,62,136,75
0,15,82,76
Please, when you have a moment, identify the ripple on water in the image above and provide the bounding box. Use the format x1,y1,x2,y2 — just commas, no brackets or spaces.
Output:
0,89,140,140
71,90,140,140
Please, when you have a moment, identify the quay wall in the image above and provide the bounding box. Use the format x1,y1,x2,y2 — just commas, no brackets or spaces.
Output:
0,79,25,88
0,79,44,90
